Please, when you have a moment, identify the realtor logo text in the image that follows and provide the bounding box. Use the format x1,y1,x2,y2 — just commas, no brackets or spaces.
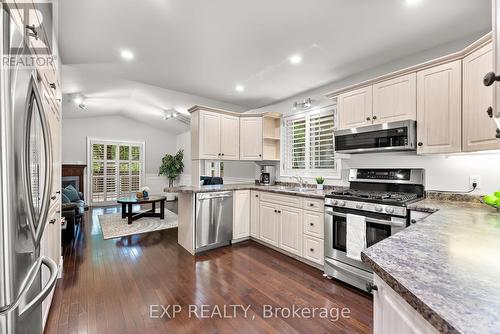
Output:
150,304,351,321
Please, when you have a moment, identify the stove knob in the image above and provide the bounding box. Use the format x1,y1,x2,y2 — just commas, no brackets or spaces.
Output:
385,207,395,214
339,200,346,207
375,205,383,212
356,203,363,209
332,200,339,206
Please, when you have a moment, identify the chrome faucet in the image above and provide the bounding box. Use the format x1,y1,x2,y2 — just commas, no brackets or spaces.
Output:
293,175,307,188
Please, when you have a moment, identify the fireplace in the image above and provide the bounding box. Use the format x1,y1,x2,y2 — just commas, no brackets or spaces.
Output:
62,176,80,190
62,164,87,198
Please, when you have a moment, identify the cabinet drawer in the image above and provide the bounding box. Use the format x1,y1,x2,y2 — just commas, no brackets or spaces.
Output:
260,192,302,207
303,198,323,212
303,236,324,265
303,211,324,239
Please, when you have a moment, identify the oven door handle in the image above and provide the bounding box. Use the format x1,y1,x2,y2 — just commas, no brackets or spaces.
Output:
325,210,405,228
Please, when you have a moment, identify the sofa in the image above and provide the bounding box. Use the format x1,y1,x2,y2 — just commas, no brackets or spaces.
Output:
61,185,87,240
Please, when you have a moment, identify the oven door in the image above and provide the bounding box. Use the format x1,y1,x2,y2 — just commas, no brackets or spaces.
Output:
324,206,406,270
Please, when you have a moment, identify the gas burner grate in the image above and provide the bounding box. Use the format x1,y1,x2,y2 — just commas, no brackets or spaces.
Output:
329,190,418,203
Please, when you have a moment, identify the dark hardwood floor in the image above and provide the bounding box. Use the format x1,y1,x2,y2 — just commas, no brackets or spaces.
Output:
45,203,373,334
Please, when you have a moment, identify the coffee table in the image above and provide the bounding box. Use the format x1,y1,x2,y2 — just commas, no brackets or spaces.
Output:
117,195,167,225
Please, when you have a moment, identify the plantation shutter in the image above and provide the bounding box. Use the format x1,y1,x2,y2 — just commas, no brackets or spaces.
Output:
90,140,144,204
309,112,335,169
285,116,307,170
283,104,336,175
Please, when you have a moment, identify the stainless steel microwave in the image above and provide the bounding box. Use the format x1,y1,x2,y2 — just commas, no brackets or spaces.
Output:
334,120,416,154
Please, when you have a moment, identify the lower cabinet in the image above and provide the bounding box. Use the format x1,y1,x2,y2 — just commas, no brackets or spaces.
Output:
303,235,324,265
374,275,438,334
259,203,279,246
233,190,251,239
278,206,303,256
253,192,324,267
250,191,260,238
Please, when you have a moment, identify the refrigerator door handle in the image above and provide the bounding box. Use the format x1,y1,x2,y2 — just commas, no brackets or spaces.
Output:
23,74,54,246
18,256,58,317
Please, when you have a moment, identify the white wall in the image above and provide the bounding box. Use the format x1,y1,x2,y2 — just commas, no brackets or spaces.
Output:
248,31,500,195
175,131,257,185
62,115,177,197
175,131,192,186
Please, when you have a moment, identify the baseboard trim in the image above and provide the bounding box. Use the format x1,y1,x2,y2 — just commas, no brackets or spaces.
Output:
250,238,324,271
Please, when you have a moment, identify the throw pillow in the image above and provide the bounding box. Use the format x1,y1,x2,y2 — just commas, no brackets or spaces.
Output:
62,185,80,202
61,193,71,203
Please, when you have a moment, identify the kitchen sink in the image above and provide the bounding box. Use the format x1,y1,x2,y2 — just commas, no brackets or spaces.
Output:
275,186,316,192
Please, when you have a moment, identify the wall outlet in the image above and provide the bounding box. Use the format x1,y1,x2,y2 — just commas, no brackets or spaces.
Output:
469,175,481,189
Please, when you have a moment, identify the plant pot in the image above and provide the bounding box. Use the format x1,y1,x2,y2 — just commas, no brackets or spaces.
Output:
317,184,324,190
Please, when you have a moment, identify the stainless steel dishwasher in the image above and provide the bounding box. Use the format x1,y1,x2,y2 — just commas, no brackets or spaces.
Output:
195,191,233,253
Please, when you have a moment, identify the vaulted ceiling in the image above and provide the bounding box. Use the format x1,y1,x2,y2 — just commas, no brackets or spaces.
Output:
59,0,491,112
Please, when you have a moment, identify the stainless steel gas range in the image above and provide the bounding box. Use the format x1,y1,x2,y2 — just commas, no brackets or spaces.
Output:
324,168,425,292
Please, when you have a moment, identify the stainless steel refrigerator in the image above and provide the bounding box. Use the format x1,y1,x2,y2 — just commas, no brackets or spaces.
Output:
0,5,58,334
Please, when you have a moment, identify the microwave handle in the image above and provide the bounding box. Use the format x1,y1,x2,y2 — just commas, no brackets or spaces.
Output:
325,209,405,228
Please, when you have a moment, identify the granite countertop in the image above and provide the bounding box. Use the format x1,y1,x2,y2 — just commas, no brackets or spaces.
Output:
164,183,335,199
362,198,500,334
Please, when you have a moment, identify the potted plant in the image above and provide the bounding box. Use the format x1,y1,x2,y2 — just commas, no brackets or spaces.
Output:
159,149,184,201
315,176,325,190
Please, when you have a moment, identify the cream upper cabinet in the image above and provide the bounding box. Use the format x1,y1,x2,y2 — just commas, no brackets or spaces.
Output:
278,206,303,256
233,190,250,240
250,191,260,239
198,111,221,160
372,73,417,124
416,60,462,154
220,114,240,160
463,43,500,152
195,111,239,160
259,203,279,246
240,117,263,160
337,86,373,129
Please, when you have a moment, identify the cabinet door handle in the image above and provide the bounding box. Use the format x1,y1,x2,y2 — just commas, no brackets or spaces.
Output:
56,191,61,194
366,117,371,121
49,83,57,90
487,106,494,118
372,116,377,120
51,195,57,200
310,248,314,252
496,129,500,139
484,72,500,86
417,142,423,147
255,195,259,198
221,153,225,156
277,210,281,214
258,154,262,157
309,203,314,207
411,219,417,224
309,222,314,226
49,219,56,225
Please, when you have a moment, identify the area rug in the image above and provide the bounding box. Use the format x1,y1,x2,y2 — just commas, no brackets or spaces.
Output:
97,209,178,240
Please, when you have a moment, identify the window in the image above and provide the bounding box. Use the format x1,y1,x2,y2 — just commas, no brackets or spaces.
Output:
283,104,337,176
88,139,144,204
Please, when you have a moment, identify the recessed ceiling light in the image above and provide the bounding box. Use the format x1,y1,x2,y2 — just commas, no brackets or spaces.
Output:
405,0,422,6
289,55,302,65
235,84,245,92
120,49,134,61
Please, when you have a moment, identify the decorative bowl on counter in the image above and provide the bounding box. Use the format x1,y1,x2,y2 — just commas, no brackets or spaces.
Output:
481,191,500,211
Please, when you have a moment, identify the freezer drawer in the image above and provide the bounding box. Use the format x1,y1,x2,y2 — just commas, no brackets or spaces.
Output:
195,191,233,252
